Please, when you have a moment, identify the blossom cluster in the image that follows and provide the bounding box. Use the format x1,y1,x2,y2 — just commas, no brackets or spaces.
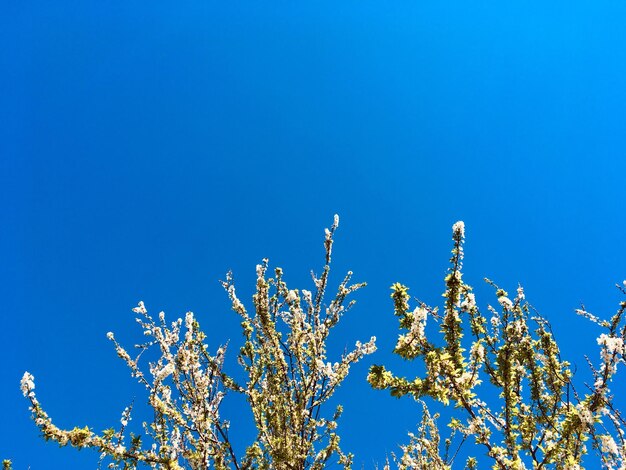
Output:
17,215,376,470
220,214,376,469
20,299,231,470
368,221,626,469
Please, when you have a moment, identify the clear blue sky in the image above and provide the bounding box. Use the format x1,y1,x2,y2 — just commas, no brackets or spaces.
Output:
2,1,626,468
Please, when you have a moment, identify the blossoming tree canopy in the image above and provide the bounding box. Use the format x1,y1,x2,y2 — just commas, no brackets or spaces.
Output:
368,221,626,470
18,215,377,470
14,218,626,469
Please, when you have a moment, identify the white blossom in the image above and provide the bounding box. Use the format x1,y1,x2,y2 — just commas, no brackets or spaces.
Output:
185,311,194,330
498,296,513,310
598,334,625,356
576,402,594,427
155,363,175,382
114,444,126,455
470,341,485,362
286,290,298,303
132,301,147,315
490,310,501,328
452,220,465,238
120,407,131,427
20,372,35,397
600,434,619,456
461,292,476,311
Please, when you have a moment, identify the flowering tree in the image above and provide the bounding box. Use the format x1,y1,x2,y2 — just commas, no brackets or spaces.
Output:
14,218,626,469
368,221,626,469
17,215,376,470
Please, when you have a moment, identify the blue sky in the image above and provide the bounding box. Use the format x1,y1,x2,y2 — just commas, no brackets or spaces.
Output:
2,1,626,468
